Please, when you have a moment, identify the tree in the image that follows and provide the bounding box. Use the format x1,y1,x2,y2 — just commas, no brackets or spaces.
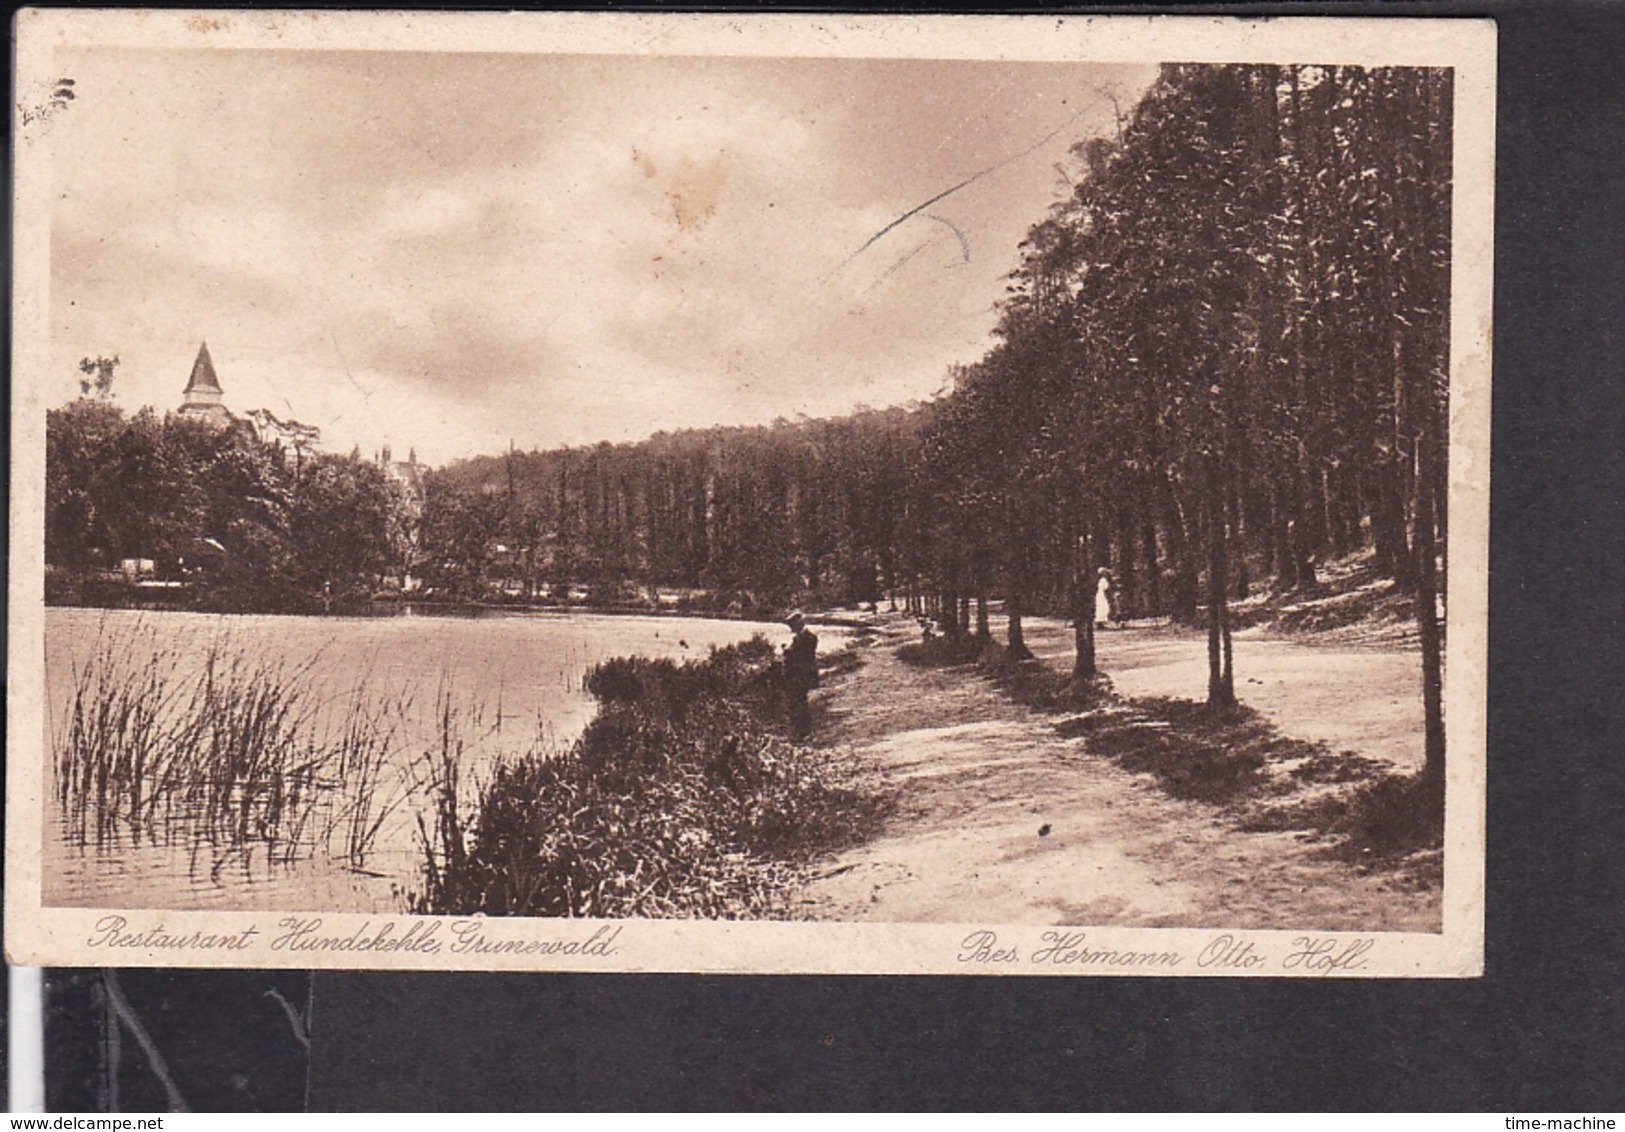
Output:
288,453,397,598
77,355,119,399
45,398,127,568
419,473,505,599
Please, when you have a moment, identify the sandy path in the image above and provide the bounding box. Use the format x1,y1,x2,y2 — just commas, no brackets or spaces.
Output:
1020,616,1427,773
794,618,1439,931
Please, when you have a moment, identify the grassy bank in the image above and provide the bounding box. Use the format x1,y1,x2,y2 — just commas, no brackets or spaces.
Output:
411,638,884,919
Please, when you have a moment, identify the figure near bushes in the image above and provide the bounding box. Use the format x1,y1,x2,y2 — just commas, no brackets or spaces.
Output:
782,611,819,740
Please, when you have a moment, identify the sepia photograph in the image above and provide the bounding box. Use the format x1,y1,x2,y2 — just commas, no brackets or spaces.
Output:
8,11,1493,975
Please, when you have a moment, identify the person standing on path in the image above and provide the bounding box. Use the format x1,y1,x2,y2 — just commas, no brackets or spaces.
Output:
782,611,820,741
1094,568,1114,629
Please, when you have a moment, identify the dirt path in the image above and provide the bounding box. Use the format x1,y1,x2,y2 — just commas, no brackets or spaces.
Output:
1021,616,1426,773
794,617,1439,931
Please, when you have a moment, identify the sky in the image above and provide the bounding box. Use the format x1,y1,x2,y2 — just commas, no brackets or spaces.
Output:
47,47,1154,465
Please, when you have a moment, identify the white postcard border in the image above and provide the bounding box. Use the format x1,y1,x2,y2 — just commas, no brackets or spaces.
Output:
8,10,1495,976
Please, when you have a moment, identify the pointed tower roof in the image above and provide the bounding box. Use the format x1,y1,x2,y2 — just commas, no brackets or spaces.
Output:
184,341,222,395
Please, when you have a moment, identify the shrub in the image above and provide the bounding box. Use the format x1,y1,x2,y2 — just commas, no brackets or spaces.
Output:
413,640,880,919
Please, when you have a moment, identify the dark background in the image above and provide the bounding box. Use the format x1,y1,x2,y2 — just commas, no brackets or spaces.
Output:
28,0,1625,1111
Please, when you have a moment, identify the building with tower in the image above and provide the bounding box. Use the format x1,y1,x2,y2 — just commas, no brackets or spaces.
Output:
178,341,233,427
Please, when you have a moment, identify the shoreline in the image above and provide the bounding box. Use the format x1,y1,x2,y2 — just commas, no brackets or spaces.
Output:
42,593,875,629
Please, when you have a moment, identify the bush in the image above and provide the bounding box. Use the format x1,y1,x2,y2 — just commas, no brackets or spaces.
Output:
413,639,880,919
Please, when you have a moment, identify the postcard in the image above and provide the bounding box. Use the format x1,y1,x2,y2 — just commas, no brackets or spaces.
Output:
8,10,1493,975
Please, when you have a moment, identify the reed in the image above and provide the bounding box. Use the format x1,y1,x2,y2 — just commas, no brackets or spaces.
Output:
411,684,477,913
55,624,193,844
320,679,418,870
164,647,325,862
53,620,419,876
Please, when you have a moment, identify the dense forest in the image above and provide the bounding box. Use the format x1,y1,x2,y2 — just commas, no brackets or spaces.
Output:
420,406,925,611
47,63,1452,784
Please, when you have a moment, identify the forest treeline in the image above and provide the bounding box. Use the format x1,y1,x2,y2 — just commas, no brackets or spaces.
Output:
46,63,1451,783
46,396,412,613
424,63,1451,781
421,406,925,612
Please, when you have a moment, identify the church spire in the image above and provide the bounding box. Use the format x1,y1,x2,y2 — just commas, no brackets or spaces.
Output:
184,341,222,395
179,341,230,425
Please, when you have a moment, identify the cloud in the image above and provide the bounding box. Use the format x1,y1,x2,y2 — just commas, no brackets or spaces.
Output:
375,185,484,239
44,47,1154,463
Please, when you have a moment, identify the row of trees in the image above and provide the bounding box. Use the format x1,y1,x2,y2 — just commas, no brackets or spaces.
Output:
46,393,412,611
919,63,1451,787
420,408,925,611
420,63,1451,790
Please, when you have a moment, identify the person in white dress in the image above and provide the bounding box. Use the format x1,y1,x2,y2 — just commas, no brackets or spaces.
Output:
1094,568,1113,629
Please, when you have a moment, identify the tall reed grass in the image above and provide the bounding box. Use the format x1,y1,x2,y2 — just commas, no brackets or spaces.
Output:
53,620,419,876
322,679,419,870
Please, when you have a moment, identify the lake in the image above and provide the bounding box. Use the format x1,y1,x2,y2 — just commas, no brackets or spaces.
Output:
41,606,812,913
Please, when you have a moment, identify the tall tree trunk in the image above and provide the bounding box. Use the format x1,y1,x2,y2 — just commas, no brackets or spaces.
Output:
1071,531,1097,683
1262,479,1280,582
1374,452,1415,588
1006,585,1032,660
1227,477,1249,599
1283,461,1317,589
1140,514,1162,616
1368,460,1398,578
1165,479,1200,621
1325,465,1352,558
1114,502,1137,620
1416,417,1445,805
1412,66,1451,806
1206,457,1237,710
1303,456,1329,556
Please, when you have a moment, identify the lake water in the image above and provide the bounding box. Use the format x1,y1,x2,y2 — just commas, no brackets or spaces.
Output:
41,606,810,914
